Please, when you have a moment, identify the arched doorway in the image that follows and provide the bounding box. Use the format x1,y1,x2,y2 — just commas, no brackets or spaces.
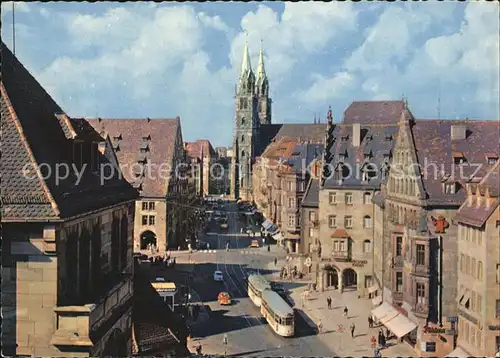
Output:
343,268,357,289
140,230,157,250
102,328,127,357
324,265,339,289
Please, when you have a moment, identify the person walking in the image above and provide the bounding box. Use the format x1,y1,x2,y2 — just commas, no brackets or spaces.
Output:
370,335,377,349
343,306,348,317
368,316,373,328
350,322,356,338
327,296,332,309
274,257,278,266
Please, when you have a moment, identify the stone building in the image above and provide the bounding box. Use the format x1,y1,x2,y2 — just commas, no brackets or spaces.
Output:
372,107,499,356
88,117,196,253
300,159,322,256
452,160,500,357
317,105,399,297
185,139,217,197
230,40,326,201
1,42,139,357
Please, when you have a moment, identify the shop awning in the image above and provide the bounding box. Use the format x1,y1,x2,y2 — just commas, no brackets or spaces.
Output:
371,302,397,322
383,314,417,338
446,346,471,358
273,232,283,241
262,219,273,230
368,284,379,294
372,296,382,306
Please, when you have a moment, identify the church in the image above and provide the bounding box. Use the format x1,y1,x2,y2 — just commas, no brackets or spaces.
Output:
230,40,326,201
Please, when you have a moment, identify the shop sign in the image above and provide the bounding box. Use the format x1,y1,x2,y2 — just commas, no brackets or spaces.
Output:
458,309,478,325
488,325,500,331
352,260,367,267
423,326,446,334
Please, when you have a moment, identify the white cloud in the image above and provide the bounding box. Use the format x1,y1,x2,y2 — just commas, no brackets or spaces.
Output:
1,1,30,13
296,72,356,103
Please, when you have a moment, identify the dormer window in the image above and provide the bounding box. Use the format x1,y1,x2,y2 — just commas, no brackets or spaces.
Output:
341,134,349,141
486,154,498,164
241,117,246,125
385,132,392,141
453,152,466,164
444,182,456,194
140,142,150,153
364,150,372,160
142,135,151,141
383,153,391,163
113,134,122,141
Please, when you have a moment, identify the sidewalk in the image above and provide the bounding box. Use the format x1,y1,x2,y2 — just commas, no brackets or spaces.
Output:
265,258,415,358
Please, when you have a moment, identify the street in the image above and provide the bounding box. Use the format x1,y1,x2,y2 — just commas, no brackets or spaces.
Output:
183,202,336,357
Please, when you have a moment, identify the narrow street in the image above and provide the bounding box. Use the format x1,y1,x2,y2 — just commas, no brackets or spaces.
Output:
183,202,336,357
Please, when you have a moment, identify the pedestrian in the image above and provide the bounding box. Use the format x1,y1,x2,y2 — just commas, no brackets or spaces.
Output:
368,316,373,328
267,245,270,252
350,322,356,338
374,347,381,358
343,306,348,317
274,258,278,266
370,335,376,349
327,297,332,309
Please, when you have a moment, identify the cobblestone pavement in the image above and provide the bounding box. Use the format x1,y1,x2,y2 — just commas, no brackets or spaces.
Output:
264,258,416,358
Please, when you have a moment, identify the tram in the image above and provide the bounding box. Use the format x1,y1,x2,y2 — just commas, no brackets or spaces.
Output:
247,274,271,307
261,289,295,337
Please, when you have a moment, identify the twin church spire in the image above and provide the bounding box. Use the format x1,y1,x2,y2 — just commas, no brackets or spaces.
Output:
238,36,268,96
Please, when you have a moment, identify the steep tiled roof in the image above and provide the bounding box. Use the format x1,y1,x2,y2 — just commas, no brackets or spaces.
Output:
185,139,215,160
87,118,181,198
1,42,138,220
454,160,500,227
257,124,283,155
133,261,189,356
285,143,324,175
323,123,398,189
343,100,405,124
302,178,319,208
412,119,500,205
274,124,326,142
261,137,299,166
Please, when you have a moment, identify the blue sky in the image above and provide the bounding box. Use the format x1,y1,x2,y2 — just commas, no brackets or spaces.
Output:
2,1,499,147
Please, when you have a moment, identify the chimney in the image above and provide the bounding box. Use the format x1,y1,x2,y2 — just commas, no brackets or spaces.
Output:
451,124,466,141
352,123,361,147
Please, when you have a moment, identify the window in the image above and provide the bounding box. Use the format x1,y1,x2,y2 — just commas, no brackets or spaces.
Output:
288,215,296,227
466,255,470,275
344,216,353,229
496,264,500,283
286,181,293,191
142,215,148,225
142,202,148,211
460,254,465,273
497,220,500,228
345,193,353,205
488,157,498,164
416,244,425,265
241,135,245,143
288,197,295,209
149,202,155,210
309,211,316,221
416,283,425,304
149,216,155,225
241,117,245,125
309,227,314,237
334,240,340,251
329,192,337,205
363,240,371,253
363,192,371,204
396,272,403,292
396,236,403,256
328,215,337,228
425,342,436,353
444,183,455,194
476,294,482,314
471,258,477,278
299,181,305,191
339,240,346,251
496,299,500,317
363,215,372,229
475,330,482,348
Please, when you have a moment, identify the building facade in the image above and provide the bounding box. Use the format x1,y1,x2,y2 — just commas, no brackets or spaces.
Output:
373,109,499,356
453,161,500,357
185,139,217,197
88,117,196,253
1,42,138,357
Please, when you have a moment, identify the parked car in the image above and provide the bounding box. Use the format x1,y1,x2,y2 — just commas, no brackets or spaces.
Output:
217,292,231,305
213,270,224,282
250,240,260,248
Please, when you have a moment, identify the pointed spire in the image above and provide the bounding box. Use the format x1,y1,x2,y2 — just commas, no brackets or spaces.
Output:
327,106,333,125
240,32,252,77
256,38,266,80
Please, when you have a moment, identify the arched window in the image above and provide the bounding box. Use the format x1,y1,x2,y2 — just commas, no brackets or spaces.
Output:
241,150,245,158
241,117,245,125
363,215,372,229
363,240,372,253
241,135,245,143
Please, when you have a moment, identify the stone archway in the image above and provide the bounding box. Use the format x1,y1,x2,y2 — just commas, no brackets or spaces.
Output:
323,264,339,289
342,268,358,290
102,328,127,357
140,230,157,250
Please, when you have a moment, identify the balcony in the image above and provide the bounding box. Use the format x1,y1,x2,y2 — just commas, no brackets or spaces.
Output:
51,274,133,348
332,250,351,261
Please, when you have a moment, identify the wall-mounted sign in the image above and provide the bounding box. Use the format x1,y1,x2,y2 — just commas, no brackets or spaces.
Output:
423,326,446,334
352,260,367,267
488,325,500,331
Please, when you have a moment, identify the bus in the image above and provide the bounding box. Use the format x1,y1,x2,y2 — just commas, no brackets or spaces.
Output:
261,289,295,337
247,274,271,307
